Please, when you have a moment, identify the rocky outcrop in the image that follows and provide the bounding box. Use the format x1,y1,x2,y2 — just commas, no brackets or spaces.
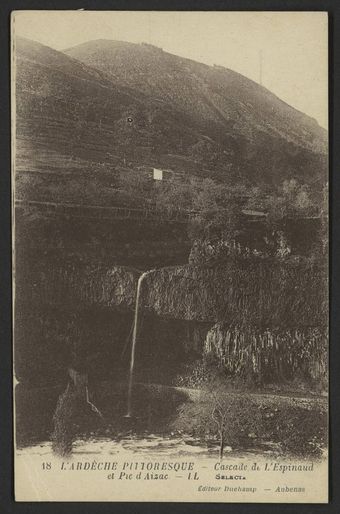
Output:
143,260,327,327
204,323,327,384
14,258,328,390
18,259,327,328
17,263,140,311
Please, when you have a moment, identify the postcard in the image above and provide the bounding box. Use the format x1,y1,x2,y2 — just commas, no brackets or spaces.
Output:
12,10,328,502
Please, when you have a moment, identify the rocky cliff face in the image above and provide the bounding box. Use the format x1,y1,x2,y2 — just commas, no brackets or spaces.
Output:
143,260,327,326
17,259,327,327
16,263,140,311
15,259,327,386
204,323,327,385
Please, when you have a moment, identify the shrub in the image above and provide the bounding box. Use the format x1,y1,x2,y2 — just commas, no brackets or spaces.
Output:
173,383,264,458
172,383,327,458
270,405,327,457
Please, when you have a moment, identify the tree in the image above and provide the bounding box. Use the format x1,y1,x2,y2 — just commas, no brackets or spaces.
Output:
153,179,192,213
173,382,263,459
187,178,240,242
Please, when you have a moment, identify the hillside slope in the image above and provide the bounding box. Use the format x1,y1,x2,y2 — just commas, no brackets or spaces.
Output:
65,39,326,152
15,36,327,203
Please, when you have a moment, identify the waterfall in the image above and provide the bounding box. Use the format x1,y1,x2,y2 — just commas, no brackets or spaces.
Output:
125,269,155,417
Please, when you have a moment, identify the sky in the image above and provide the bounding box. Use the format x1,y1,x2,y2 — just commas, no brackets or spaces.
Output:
12,11,328,128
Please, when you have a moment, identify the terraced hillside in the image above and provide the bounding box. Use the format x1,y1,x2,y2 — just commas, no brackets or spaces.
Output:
15,36,327,207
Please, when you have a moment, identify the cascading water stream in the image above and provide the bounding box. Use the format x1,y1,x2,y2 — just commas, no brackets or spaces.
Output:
124,267,201,417
125,269,155,418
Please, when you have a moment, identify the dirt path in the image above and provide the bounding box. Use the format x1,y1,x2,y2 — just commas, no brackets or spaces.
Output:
139,382,328,409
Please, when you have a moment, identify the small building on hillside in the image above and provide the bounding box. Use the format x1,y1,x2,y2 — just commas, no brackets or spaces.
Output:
153,168,163,181
151,167,174,181
134,165,174,181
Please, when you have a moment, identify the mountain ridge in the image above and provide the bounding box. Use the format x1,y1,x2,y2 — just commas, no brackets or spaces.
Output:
64,38,327,151
15,36,327,202
64,38,325,129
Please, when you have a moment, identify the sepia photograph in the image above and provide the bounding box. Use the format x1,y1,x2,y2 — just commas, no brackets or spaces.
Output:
12,10,328,502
